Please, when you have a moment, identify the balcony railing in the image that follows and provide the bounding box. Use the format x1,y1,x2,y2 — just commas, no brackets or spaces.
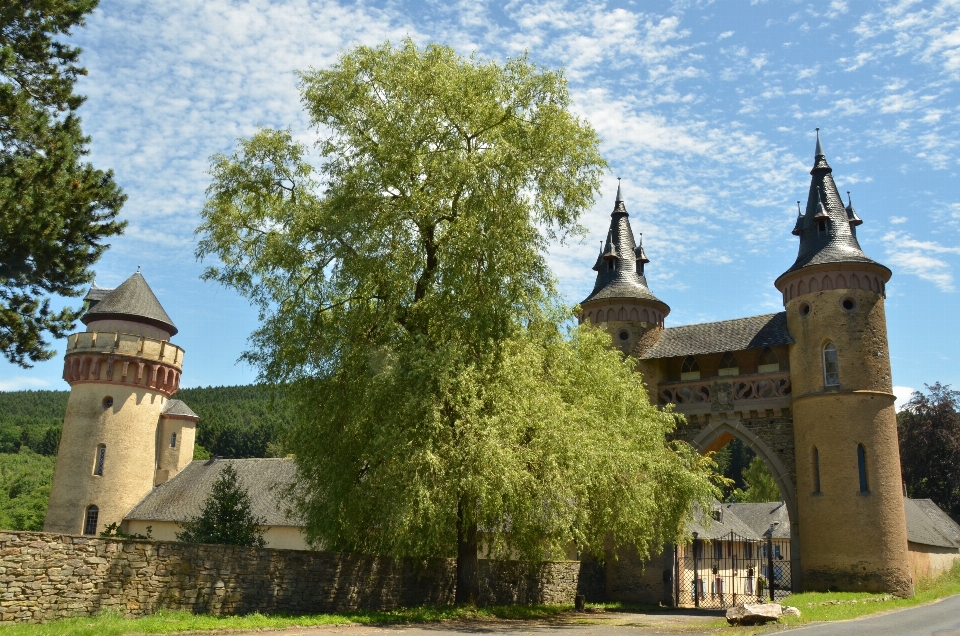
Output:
659,371,791,410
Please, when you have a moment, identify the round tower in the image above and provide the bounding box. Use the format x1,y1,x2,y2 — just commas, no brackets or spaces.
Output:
775,132,912,596
43,271,192,536
578,181,670,356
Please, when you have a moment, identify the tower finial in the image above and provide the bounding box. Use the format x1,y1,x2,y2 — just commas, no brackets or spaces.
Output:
615,177,623,203
815,127,824,157
136,265,141,273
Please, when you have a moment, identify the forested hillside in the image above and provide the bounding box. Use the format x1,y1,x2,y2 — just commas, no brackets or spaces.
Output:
0,385,290,530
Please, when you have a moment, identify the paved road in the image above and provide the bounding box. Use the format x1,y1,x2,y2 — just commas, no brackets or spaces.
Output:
789,592,960,635
226,595,960,636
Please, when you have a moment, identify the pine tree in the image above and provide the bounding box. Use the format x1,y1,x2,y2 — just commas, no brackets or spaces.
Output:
176,463,266,547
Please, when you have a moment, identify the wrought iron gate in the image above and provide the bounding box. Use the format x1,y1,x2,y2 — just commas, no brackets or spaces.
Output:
675,532,792,608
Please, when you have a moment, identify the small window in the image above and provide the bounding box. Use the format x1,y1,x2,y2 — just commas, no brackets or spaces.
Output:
858,444,869,493
93,444,106,476
714,541,723,560
744,542,753,559
758,347,780,373
841,296,858,312
102,396,113,409
817,219,827,236
83,505,99,536
823,343,840,386
798,301,811,317
170,432,177,448
608,260,615,271
681,356,701,381
718,352,739,377
618,330,629,342
813,446,822,493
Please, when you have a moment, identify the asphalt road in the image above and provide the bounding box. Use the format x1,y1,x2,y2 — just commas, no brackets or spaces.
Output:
789,592,960,635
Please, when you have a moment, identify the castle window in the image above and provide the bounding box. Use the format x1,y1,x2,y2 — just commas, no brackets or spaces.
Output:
170,432,177,448
758,347,780,373
822,343,840,386
817,219,827,236
102,396,113,409
813,446,822,494
681,356,701,381
858,444,869,493
718,352,739,377
83,505,99,536
93,444,106,476
608,260,615,271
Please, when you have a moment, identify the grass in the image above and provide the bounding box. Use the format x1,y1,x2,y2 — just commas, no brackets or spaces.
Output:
0,603,578,636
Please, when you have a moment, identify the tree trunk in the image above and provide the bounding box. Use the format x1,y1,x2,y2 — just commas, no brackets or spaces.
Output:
455,499,479,605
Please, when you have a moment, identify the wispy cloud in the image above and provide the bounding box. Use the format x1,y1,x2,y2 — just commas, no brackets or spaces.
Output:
883,231,960,291
0,377,50,392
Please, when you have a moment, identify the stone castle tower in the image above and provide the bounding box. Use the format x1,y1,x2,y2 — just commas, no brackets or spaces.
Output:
44,271,198,536
774,133,912,595
580,135,912,596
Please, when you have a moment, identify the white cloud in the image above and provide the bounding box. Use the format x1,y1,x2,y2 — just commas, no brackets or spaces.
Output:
883,231,960,291
893,385,916,410
890,216,909,224
0,377,50,392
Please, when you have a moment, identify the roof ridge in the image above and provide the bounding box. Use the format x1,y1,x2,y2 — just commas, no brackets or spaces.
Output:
662,312,783,331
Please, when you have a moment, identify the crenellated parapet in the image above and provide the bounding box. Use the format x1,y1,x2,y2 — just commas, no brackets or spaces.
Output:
61,331,184,397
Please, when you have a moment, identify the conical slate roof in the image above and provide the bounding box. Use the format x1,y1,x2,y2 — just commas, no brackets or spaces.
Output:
778,132,887,281
582,185,669,311
81,271,178,336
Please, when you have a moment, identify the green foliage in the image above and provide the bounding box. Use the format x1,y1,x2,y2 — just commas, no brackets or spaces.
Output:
711,437,756,500
898,382,960,521
0,0,127,367
99,522,152,540
287,322,720,563
0,448,55,530
728,456,781,503
0,385,289,459
176,463,266,547
192,443,211,460
195,39,716,598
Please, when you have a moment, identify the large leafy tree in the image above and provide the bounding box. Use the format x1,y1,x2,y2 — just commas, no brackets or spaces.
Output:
197,40,718,601
1,0,126,367
899,383,960,521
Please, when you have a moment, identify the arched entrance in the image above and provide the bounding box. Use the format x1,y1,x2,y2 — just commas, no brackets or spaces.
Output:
684,415,801,592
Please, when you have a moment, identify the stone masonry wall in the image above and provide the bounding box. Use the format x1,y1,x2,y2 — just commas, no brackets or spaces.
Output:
0,532,603,623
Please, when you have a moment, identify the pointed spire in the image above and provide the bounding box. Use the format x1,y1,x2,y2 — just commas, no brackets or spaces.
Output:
81,271,178,336
845,191,863,226
792,201,804,236
813,187,829,220
602,229,619,259
811,127,832,173
615,178,623,203
634,233,650,264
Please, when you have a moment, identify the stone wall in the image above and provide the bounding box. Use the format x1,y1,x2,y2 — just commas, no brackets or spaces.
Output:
0,532,603,623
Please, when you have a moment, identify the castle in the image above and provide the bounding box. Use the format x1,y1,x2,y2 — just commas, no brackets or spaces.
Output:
42,134,960,599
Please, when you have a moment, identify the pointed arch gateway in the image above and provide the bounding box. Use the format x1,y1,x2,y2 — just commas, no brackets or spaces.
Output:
687,416,801,591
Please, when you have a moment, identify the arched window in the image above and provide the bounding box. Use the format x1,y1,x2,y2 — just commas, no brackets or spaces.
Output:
93,444,106,476
758,347,780,373
170,432,178,448
822,343,840,386
857,444,869,493
83,505,99,536
718,352,739,377
812,446,822,494
681,356,701,381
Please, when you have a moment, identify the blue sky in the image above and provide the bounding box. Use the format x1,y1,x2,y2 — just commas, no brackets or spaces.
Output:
3,0,960,405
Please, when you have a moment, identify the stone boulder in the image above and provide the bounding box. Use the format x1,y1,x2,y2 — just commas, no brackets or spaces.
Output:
782,606,801,618
725,603,783,625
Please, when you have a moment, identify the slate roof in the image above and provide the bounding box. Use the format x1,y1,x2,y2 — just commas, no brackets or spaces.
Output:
125,458,299,526
725,502,791,539
81,271,178,336
582,186,669,310
639,312,793,360
778,134,888,281
904,499,960,549
161,399,198,419
688,501,759,540
83,283,113,307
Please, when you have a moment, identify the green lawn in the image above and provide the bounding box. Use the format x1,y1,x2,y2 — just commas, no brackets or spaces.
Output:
0,604,576,636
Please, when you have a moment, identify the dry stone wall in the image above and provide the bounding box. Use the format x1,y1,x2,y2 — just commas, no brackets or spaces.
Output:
0,532,603,623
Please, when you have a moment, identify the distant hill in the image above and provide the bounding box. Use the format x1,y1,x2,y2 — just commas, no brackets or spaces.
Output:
0,384,290,531
0,384,290,459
